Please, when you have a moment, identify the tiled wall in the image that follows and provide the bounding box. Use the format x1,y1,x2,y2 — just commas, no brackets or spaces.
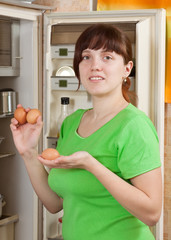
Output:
164,103,171,240
33,0,90,11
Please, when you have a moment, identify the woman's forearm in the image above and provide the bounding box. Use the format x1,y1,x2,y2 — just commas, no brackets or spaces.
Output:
22,149,63,213
86,158,162,226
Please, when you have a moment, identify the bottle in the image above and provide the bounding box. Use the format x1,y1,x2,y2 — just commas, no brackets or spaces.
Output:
57,97,70,138
57,217,63,239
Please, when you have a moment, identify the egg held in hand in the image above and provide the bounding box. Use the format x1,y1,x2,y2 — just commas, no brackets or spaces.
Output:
14,107,27,125
41,148,60,160
26,109,41,124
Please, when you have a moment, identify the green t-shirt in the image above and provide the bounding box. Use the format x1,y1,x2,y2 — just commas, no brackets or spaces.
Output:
48,103,161,240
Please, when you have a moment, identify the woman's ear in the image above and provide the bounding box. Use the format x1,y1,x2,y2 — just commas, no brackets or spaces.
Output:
124,61,133,78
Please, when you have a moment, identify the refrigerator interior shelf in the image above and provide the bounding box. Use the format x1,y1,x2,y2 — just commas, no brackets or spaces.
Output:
0,153,15,159
48,236,63,240
0,215,19,226
0,114,14,119
0,214,19,240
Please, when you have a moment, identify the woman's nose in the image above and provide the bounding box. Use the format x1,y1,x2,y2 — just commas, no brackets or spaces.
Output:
91,57,102,71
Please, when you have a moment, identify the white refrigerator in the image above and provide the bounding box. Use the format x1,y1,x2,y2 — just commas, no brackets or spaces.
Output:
0,1,166,240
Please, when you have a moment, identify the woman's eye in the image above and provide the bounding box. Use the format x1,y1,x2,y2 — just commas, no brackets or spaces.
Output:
82,55,89,60
104,55,112,60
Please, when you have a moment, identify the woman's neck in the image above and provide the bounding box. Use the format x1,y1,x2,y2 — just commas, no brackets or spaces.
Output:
91,94,129,121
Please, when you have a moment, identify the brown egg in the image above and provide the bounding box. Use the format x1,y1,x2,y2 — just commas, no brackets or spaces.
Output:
14,107,27,125
26,109,41,124
41,148,60,160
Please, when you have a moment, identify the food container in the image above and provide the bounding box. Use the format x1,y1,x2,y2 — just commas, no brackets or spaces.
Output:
0,88,17,115
0,195,6,218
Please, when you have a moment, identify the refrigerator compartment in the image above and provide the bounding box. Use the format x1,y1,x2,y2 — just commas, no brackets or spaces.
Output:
51,24,90,45
0,137,15,159
51,45,75,59
0,17,20,77
51,22,135,48
51,77,85,91
0,215,19,240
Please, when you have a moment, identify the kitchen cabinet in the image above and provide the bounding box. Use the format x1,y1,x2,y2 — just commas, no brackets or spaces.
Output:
0,16,20,76
0,1,166,240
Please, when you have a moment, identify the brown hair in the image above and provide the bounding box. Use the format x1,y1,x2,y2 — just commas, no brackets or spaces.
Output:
73,24,137,105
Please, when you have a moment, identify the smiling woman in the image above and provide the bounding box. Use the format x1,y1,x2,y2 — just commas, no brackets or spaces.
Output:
78,48,132,98
46,24,161,240
74,24,135,104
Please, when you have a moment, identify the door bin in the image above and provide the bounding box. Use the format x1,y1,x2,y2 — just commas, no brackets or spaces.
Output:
0,215,19,240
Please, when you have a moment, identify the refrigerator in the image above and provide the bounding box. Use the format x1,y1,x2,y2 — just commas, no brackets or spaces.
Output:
0,1,166,240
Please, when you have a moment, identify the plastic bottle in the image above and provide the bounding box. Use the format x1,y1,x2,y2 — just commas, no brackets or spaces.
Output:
57,97,70,138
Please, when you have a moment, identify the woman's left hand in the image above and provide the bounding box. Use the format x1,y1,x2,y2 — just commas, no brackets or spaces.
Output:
37,151,95,170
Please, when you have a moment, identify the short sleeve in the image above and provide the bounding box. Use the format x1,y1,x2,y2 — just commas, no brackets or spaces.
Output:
117,115,161,179
56,119,65,152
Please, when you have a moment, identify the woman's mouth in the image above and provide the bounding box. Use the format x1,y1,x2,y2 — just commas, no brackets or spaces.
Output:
89,76,104,82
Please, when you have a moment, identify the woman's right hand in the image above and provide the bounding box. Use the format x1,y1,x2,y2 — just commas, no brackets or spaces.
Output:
10,104,43,155
10,105,63,213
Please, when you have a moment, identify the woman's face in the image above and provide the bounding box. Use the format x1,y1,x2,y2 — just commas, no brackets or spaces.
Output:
79,48,133,98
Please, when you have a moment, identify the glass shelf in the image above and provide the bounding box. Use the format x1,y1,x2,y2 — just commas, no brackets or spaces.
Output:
0,114,14,119
0,153,15,159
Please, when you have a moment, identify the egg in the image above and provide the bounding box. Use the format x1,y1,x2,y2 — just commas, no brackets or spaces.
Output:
41,148,60,160
26,109,41,124
14,107,27,125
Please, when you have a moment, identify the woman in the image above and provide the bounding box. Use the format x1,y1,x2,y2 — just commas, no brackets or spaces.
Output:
10,24,162,240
